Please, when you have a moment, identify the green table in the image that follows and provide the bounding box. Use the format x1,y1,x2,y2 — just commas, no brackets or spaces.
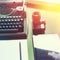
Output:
27,16,35,60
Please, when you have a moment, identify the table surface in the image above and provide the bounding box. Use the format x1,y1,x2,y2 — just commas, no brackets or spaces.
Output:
0,34,59,60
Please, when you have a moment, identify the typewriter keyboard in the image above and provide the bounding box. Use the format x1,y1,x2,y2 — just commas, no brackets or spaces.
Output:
0,16,24,33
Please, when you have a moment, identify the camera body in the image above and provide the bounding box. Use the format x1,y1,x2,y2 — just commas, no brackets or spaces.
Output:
32,12,46,35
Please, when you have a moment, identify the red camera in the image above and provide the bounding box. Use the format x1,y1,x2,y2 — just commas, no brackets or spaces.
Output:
32,12,46,35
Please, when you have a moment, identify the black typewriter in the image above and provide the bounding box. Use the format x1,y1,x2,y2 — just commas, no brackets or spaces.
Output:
0,2,27,40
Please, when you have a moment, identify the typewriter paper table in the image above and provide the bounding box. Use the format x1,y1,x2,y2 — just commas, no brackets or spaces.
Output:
0,40,28,60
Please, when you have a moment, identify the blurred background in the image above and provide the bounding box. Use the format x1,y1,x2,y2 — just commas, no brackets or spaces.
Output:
26,0,60,37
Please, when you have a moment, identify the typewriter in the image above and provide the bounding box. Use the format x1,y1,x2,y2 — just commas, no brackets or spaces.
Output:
0,1,27,40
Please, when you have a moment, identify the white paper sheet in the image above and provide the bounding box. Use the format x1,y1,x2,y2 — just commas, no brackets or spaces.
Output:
33,34,60,53
0,40,20,60
0,40,28,60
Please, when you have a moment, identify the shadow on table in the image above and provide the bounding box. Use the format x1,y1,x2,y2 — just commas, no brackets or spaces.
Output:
34,48,59,60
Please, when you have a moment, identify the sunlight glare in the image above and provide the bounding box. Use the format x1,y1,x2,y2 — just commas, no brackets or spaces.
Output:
38,0,60,4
